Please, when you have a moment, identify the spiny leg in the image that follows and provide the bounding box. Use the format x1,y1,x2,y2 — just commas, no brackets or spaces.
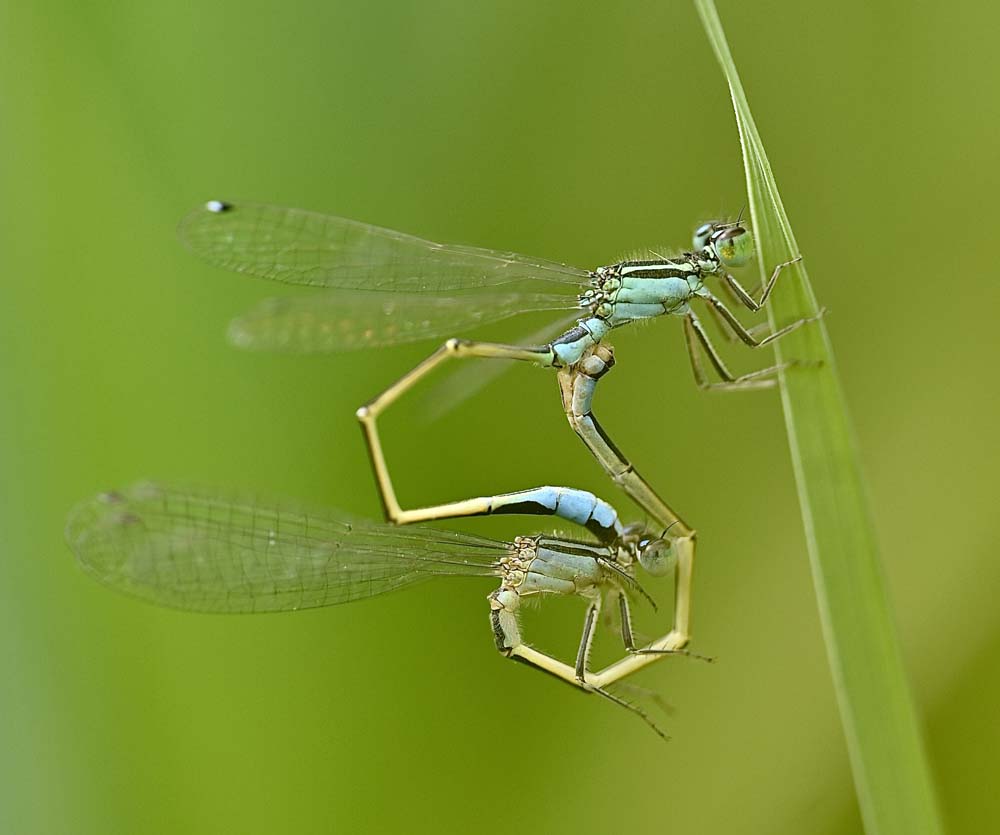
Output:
723,255,802,312
618,594,714,664
683,310,799,391
557,345,694,653
489,583,609,690
573,596,669,740
589,684,670,741
515,646,670,741
613,681,675,717
715,272,777,337
490,589,588,687
718,271,750,308
700,292,825,349
703,295,772,344
489,589,667,739
356,337,554,524
574,596,602,682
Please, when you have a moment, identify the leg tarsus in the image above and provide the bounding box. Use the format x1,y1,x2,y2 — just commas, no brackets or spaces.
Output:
614,681,676,717
683,311,817,391
619,595,712,662
589,685,671,741
705,298,773,343
724,255,803,312
628,648,716,663
697,358,823,392
574,599,601,683
701,292,825,349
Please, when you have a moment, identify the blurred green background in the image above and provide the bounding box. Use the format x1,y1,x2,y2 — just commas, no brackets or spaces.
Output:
3,1,999,832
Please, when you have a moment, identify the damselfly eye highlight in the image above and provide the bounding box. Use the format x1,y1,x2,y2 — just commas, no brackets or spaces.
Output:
638,538,676,577
711,225,753,267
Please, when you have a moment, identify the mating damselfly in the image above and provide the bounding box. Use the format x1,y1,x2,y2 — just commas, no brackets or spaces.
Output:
179,200,821,654
67,480,706,739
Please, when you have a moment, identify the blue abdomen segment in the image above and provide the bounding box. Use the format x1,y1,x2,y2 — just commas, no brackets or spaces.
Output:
489,486,622,543
551,318,611,366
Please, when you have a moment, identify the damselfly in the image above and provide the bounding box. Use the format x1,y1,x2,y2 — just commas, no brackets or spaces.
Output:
179,201,809,380
179,200,821,652
67,480,707,739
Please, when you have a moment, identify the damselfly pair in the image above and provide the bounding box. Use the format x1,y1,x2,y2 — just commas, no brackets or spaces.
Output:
67,200,818,737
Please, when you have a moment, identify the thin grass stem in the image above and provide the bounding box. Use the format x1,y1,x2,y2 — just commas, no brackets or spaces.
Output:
694,3,944,832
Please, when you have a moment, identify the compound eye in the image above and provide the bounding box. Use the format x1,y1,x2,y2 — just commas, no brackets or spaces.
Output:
712,226,753,267
693,221,720,251
638,538,676,578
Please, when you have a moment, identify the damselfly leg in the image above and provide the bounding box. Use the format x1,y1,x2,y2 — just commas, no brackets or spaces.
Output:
356,337,557,525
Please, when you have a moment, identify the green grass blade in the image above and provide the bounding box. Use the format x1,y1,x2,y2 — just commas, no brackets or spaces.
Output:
694,3,944,833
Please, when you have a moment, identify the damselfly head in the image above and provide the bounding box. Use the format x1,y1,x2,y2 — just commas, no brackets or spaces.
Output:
636,537,676,578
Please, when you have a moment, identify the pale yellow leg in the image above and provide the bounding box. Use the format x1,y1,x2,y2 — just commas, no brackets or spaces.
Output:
356,337,553,524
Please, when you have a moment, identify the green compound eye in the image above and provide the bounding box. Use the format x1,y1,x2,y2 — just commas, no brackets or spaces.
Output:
638,538,676,578
712,225,754,267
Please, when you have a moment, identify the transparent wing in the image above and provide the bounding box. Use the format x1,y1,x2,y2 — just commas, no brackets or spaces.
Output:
66,482,505,614
179,201,591,292
228,289,578,352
